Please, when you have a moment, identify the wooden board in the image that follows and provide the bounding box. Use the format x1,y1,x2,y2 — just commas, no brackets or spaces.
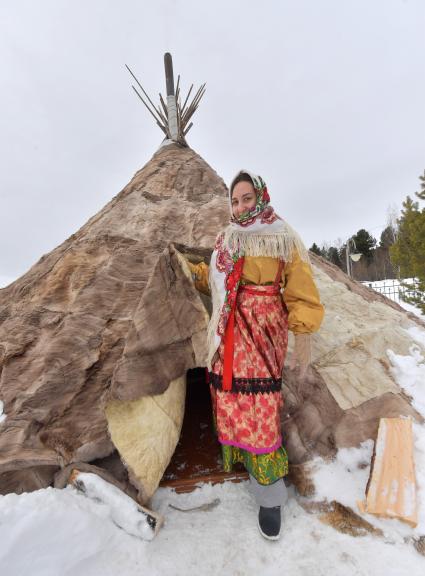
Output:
358,417,418,527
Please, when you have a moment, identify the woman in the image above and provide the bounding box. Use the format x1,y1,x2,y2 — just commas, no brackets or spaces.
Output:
188,170,324,540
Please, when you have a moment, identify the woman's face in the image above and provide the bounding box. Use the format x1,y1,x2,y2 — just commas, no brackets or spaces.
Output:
231,181,257,219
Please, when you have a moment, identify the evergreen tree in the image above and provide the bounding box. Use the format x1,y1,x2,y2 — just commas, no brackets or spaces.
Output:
417,169,425,200
352,229,377,262
310,243,322,256
338,243,348,273
390,175,425,313
327,246,343,268
379,226,396,249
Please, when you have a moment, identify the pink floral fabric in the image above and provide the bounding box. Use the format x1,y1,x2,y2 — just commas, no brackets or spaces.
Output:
209,386,284,453
214,233,245,338
260,205,279,225
210,280,289,454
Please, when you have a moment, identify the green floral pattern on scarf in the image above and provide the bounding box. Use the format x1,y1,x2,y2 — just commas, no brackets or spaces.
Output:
231,173,271,225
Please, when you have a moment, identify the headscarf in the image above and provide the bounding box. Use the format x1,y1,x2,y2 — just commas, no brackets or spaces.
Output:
207,170,309,369
229,171,271,225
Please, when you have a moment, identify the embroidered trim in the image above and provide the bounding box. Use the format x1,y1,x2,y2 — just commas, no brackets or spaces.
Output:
209,372,282,394
218,437,283,455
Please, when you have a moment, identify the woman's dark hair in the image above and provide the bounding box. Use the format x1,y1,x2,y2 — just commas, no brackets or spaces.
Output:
230,172,254,196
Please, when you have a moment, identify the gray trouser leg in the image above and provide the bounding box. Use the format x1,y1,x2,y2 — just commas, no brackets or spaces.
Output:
249,474,288,508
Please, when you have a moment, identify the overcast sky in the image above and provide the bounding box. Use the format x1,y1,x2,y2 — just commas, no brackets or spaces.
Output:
1,0,424,282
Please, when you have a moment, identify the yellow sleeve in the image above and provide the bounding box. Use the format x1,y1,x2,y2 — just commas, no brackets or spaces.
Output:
282,250,324,334
187,261,210,296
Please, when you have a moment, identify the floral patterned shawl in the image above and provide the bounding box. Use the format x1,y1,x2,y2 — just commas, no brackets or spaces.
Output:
207,169,310,370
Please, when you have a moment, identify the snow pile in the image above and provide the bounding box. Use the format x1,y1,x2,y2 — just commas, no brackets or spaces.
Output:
405,326,425,349
310,440,374,510
387,344,425,419
0,486,150,576
74,472,159,541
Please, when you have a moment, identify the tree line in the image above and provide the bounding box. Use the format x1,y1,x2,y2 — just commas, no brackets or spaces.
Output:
310,170,425,313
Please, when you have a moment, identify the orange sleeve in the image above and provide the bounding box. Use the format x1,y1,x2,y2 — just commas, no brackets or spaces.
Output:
282,250,325,334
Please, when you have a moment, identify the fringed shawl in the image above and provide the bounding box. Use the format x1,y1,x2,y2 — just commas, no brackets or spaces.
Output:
207,170,310,368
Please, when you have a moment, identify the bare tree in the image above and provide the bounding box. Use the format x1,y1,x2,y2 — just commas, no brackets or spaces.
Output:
386,203,399,242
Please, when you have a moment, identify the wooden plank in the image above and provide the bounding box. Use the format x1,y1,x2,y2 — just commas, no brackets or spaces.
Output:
160,470,249,494
357,417,418,527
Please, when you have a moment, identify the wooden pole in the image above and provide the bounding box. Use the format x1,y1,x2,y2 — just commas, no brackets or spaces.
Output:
164,53,179,141
164,52,175,96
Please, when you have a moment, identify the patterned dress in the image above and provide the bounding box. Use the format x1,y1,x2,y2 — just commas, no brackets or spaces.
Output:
191,253,323,485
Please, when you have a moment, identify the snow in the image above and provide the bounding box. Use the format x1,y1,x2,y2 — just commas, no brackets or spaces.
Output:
309,421,425,542
1,481,424,576
0,486,141,576
74,472,157,541
363,278,425,320
387,345,425,418
405,326,425,348
400,300,425,320
309,440,374,510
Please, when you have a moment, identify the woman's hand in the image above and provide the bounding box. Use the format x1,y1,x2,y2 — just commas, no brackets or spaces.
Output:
185,259,210,296
289,333,312,380
186,260,199,281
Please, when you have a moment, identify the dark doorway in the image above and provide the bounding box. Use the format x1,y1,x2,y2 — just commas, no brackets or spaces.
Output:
160,368,248,492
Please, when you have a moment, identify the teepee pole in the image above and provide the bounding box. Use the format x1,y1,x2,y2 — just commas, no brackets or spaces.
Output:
126,54,205,145
164,53,179,141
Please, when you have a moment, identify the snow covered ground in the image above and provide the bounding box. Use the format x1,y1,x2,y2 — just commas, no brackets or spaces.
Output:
363,278,425,320
1,469,424,576
1,277,425,574
0,479,423,576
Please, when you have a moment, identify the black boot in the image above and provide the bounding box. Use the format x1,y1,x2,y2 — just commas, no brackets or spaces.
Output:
257,506,281,540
